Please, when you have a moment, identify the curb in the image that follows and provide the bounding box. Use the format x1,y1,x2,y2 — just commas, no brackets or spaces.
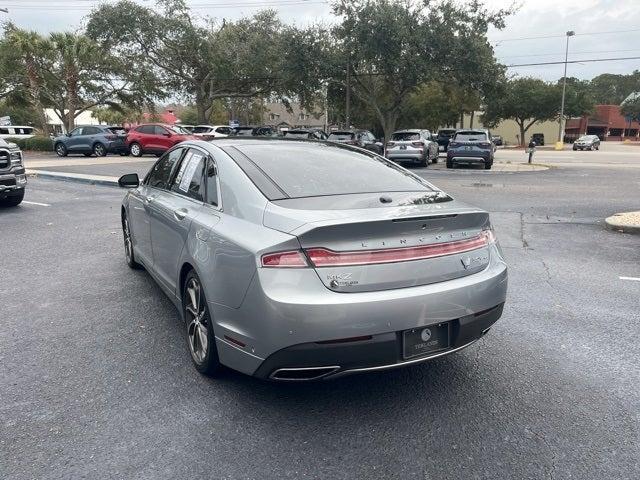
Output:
605,212,640,234
26,169,119,187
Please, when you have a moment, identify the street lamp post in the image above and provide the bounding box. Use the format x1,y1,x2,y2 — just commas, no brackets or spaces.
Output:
556,30,575,150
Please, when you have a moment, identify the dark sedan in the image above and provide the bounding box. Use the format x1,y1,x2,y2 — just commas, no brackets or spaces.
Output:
53,125,128,157
572,135,600,151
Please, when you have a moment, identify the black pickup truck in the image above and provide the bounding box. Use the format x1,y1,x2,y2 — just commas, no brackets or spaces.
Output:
0,139,26,207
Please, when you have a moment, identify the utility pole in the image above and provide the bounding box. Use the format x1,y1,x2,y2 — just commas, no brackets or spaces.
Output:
345,59,351,129
556,30,575,150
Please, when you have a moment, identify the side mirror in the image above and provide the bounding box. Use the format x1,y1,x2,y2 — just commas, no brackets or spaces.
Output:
66,133,72,137
163,132,172,137
118,173,140,188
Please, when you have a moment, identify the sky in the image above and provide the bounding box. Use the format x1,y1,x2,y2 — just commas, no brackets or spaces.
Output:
1,0,638,82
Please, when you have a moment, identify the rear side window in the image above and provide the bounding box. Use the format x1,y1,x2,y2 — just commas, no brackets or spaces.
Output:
171,149,206,201
392,132,420,141
215,127,232,135
136,125,153,134
455,132,487,142
146,147,184,189
228,143,432,199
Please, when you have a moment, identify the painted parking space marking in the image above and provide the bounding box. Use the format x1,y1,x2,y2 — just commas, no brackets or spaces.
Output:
619,276,640,282
22,201,51,207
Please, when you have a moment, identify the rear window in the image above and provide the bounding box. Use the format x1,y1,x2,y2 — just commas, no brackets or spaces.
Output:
284,131,311,139
192,126,212,134
107,127,126,135
235,128,254,136
229,143,432,199
454,131,487,142
392,132,420,141
328,132,354,141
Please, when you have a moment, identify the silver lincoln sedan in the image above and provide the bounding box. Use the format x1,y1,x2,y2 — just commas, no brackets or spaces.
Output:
119,139,507,381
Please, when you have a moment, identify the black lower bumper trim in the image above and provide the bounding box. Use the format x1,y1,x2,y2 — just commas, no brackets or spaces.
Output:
254,303,505,380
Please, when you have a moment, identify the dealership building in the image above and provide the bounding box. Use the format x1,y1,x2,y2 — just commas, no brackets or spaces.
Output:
565,102,640,142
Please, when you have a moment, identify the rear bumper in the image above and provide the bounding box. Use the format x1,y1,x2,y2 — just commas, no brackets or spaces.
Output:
210,244,508,379
106,141,128,153
447,151,491,164
253,302,504,380
386,151,425,162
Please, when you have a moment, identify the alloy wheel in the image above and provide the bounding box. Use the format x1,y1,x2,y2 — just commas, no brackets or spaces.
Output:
185,278,209,364
94,143,106,156
123,216,133,263
130,144,141,156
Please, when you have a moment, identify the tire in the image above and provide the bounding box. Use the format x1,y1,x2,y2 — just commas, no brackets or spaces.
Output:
431,152,438,164
573,146,577,151
93,142,107,157
122,212,142,270
419,158,428,167
0,191,24,207
596,145,599,150
129,142,143,157
55,143,67,157
183,270,222,376
484,162,492,170
446,160,453,168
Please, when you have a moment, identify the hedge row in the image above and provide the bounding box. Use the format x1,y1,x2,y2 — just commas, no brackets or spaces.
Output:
4,136,54,151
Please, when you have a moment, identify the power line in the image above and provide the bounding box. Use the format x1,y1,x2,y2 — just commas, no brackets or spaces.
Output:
506,56,640,67
0,0,326,8
501,48,640,59
493,28,640,44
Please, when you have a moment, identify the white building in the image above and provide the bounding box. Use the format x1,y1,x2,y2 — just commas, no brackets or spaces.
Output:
45,109,105,134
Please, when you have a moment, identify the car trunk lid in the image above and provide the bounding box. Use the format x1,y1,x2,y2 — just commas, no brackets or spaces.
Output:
264,196,492,292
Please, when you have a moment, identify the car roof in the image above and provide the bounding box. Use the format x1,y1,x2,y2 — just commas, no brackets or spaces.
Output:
393,129,422,133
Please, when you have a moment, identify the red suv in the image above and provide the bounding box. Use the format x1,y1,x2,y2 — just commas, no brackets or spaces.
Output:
126,123,196,157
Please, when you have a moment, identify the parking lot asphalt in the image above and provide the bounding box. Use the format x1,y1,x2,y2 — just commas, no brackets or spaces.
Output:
1,151,639,479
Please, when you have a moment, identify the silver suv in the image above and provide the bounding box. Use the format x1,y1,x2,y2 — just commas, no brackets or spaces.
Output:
386,129,439,167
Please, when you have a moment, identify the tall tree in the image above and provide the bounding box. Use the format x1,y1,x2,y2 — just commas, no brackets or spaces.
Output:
482,78,560,146
621,94,640,125
1,25,52,133
330,0,511,143
589,71,640,105
87,0,326,123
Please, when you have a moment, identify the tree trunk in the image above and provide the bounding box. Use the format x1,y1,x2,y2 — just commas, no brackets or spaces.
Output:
25,56,50,135
65,64,79,132
518,121,526,147
196,89,208,123
469,111,475,128
459,110,464,129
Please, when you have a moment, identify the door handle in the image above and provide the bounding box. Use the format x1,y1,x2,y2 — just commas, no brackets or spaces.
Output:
174,208,188,221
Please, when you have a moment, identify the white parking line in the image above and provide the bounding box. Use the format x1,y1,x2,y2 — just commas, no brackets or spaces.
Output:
619,276,640,282
22,201,51,207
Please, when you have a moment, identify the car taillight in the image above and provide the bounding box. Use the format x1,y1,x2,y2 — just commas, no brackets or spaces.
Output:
305,234,490,267
480,142,491,147
449,142,458,148
105,134,118,140
261,250,309,268
387,141,395,147
411,141,423,148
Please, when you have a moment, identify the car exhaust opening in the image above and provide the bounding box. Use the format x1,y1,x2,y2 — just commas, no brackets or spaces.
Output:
269,366,341,381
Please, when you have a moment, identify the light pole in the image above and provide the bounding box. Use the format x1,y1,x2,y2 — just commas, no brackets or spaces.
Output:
556,30,575,150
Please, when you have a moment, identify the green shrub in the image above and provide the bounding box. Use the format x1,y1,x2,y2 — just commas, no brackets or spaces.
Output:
25,136,54,151
4,136,53,151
